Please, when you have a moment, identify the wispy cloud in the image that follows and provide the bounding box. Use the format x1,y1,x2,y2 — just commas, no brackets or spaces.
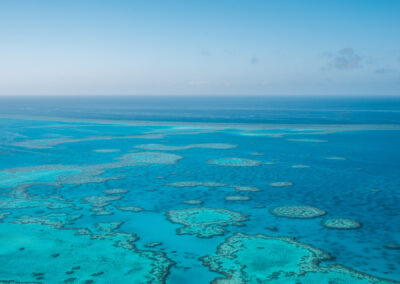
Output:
324,48,363,70
333,48,362,70
250,57,259,65
374,67,396,74
200,49,210,57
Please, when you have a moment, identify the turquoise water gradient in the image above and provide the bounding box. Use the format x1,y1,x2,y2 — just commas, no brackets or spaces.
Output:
0,96,399,283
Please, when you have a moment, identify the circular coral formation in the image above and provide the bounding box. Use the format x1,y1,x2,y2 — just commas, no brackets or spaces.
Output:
208,157,261,167
270,206,326,219
166,207,247,238
269,182,293,187
322,218,361,230
201,233,394,283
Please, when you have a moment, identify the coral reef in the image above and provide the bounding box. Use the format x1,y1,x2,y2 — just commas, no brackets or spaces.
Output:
82,195,122,208
202,233,394,283
116,206,144,212
166,207,247,238
95,222,123,233
326,157,346,160
233,186,260,192
81,195,122,216
0,223,173,283
167,181,226,188
145,242,162,248
291,164,310,168
13,213,82,229
182,200,203,205
287,138,327,143
102,188,129,195
208,157,261,167
167,181,260,192
269,182,293,187
270,206,326,219
0,151,182,190
134,143,236,151
322,218,362,230
0,212,10,222
93,149,120,153
225,195,250,201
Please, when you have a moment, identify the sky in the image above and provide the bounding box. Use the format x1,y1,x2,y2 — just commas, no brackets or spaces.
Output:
0,0,399,96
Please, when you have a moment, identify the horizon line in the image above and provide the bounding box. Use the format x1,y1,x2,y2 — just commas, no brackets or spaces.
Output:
0,93,400,98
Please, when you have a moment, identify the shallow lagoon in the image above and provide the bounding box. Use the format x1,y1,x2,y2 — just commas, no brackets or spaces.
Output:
0,115,399,283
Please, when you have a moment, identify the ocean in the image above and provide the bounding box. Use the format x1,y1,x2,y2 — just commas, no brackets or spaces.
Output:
0,95,399,283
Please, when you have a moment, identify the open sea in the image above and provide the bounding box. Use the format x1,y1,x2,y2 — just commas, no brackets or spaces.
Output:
0,96,399,283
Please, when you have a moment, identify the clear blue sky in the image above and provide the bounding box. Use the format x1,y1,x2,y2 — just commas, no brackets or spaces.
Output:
0,0,399,96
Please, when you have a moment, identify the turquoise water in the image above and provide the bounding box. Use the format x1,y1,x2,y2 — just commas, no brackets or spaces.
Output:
0,96,399,283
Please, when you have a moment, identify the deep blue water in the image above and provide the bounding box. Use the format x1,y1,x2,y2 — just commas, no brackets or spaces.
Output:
0,96,399,283
1,95,400,124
